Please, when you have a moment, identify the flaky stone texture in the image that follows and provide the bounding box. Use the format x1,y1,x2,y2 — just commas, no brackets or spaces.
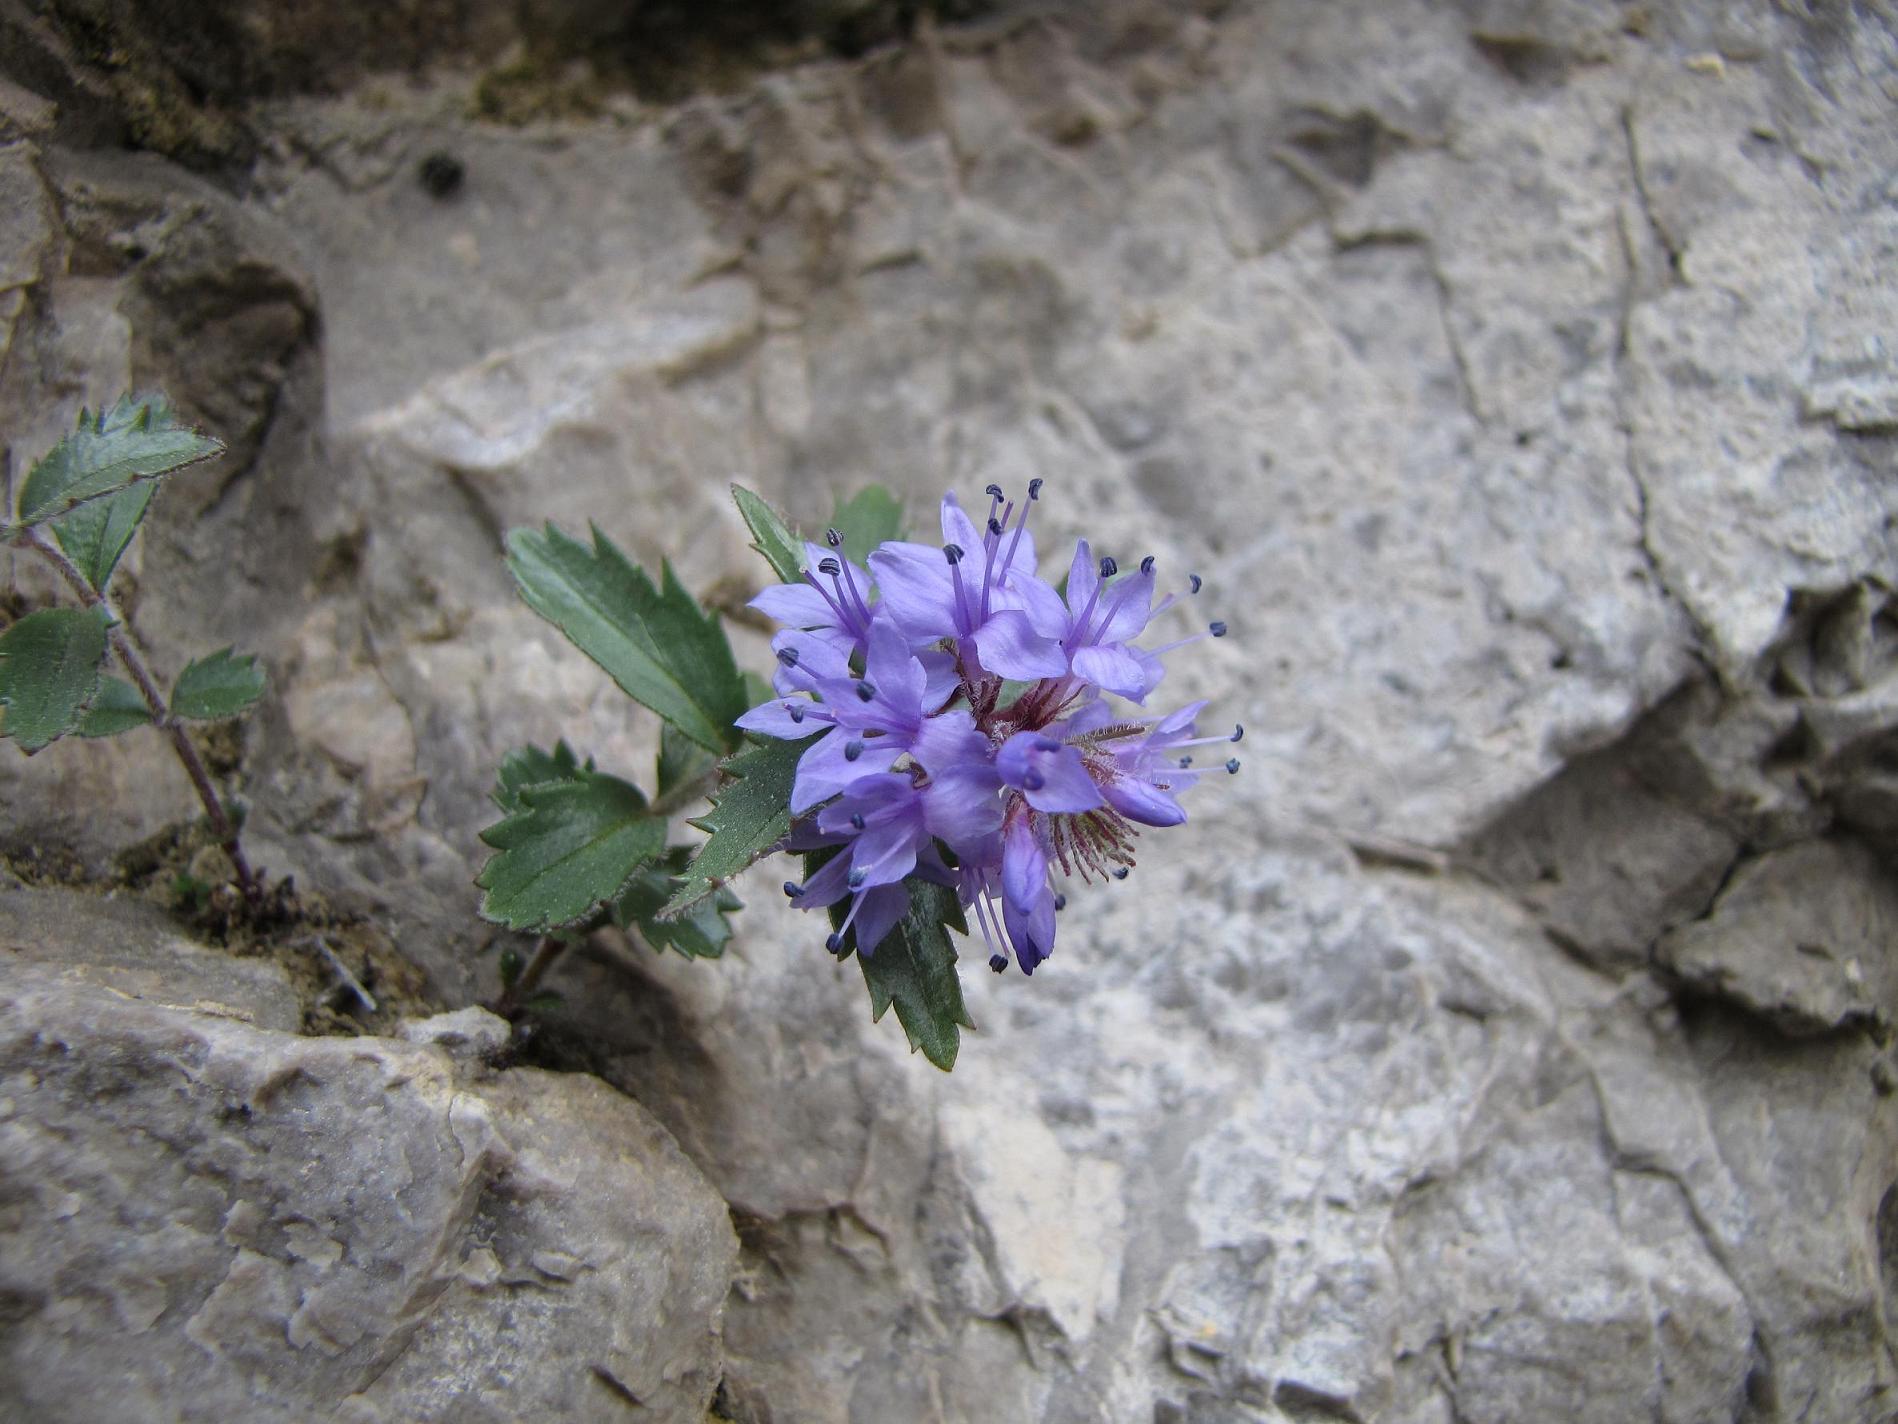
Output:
3,1,1898,1421
0,975,735,1422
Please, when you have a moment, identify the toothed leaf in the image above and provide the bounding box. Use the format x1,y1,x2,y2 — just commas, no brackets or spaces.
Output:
491,740,583,815
613,846,741,959
477,765,666,932
506,523,747,754
657,722,716,802
16,393,222,527
49,483,155,591
171,648,265,721
731,484,805,584
657,733,811,919
0,607,109,752
76,675,153,737
856,877,973,1071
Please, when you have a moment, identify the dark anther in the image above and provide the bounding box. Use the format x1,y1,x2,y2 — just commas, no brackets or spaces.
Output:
989,953,1008,973
988,517,1003,536
1226,757,1241,774
1178,755,1192,768
783,880,804,898
1189,573,1203,595
943,543,965,565
1033,735,1062,753
825,527,844,547
1231,724,1244,742
776,646,800,666
856,679,877,701
849,812,866,830
827,932,846,953
1024,771,1046,791
1099,555,1118,579
844,739,864,762
1053,893,1067,911
1028,478,1044,499
818,556,842,576
1209,620,1228,637
789,704,806,723
985,483,1004,500
1140,555,1155,574
1113,867,1130,880
848,868,867,888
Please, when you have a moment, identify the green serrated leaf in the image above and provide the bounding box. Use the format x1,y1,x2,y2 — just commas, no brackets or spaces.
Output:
657,722,716,803
49,482,155,592
76,675,152,738
614,845,741,958
507,523,748,754
658,733,811,919
477,766,667,932
0,606,109,753
857,876,973,1071
830,485,905,558
731,484,805,584
171,648,266,721
492,740,583,815
16,393,223,528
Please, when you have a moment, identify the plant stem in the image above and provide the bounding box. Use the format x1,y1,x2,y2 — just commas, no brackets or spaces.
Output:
17,526,260,901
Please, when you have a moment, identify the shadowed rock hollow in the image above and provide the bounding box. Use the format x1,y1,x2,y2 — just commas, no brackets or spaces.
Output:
2,1,1897,1420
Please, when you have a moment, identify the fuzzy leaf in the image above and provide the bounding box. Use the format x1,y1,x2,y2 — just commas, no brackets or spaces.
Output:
507,523,747,754
0,607,108,752
49,483,155,591
76,675,153,738
857,877,973,1071
171,648,265,721
830,486,905,558
477,765,666,932
658,733,811,919
731,484,805,584
492,740,582,815
657,722,716,802
16,393,223,528
614,846,741,958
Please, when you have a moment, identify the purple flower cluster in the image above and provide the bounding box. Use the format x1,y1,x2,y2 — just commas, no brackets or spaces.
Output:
742,483,1235,974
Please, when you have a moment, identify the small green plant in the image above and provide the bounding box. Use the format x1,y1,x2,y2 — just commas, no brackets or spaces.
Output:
1,394,266,900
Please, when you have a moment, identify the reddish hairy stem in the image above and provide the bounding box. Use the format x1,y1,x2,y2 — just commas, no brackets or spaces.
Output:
17,526,260,901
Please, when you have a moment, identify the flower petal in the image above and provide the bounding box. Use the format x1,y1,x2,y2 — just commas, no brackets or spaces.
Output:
910,708,989,778
863,616,927,710
1070,644,1151,699
918,649,959,710
970,610,1068,680
736,698,824,739
1101,773,1187,827
1004,571,1068,639
792,729,900,812
924,764,1005,848
868,545,957,638
940,492,984,554
852,883,912,957
1064,538,1098,623
1001,815,1049,917
750,580,837,629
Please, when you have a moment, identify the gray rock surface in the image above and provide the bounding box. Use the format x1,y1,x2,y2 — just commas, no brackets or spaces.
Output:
0,957,735,1422
3,0,1898,1420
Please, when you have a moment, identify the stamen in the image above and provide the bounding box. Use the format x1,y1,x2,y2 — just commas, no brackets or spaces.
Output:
1230,724,1244,741
802,568,853,625
848,868,867,888
985,483,1004,501
826,932,846,953
1189,573,1202,595
1033,735,1062,753
850,812,866,830
1001,481,1037,576
844,739,864,762
1099,555,1117,580
989,954,1008,973
1053,893,1067,911
776,647,800,666
789,703,806,723
1024,771,1046,791
856,679,877,702
1113,867,1130,880
1140,555,1155,574
826,527,844,548
1226,757,1240,774
942,544,964,564
783,881,804,898
1178,755,1192,767
818,556,841,576
1028,478,1044,500
1209,620,1228,638
988,517,1003,536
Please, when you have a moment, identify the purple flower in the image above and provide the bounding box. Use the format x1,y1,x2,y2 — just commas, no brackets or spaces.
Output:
740,479,1233,979
869,488,1068,680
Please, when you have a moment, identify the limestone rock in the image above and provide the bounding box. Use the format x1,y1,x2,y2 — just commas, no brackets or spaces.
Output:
0,962,735,1422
